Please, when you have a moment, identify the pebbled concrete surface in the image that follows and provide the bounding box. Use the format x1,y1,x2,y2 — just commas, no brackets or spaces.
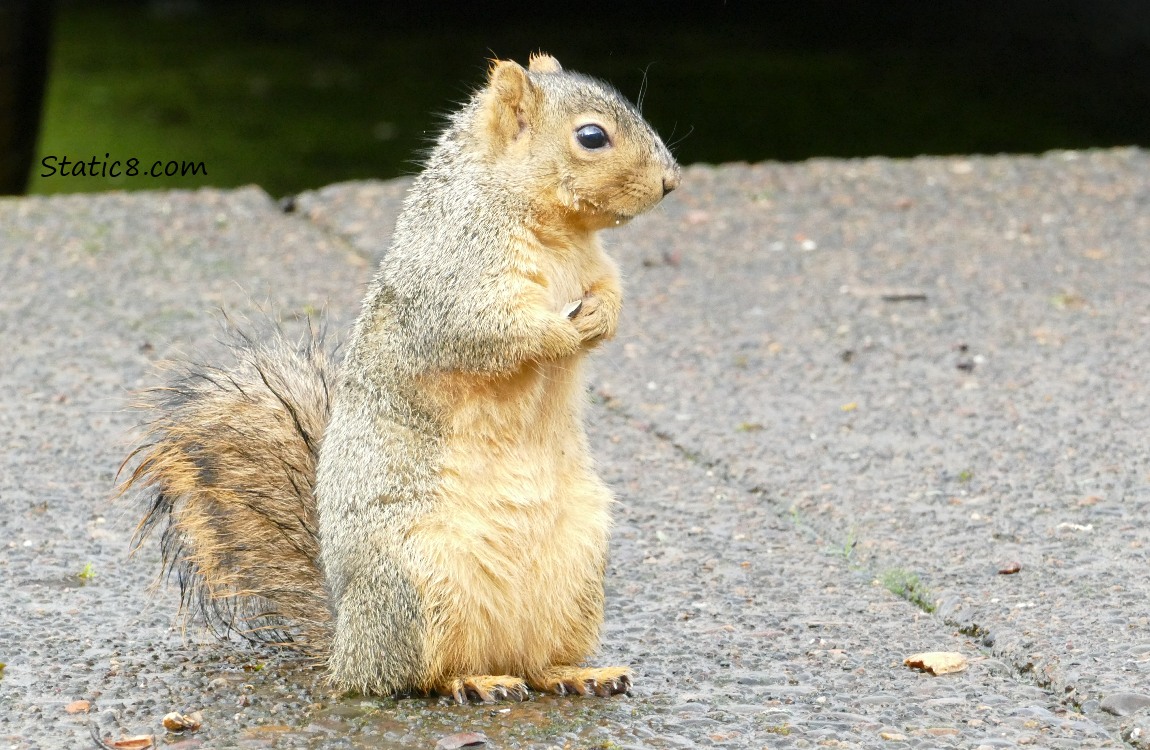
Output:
2,149,1149,748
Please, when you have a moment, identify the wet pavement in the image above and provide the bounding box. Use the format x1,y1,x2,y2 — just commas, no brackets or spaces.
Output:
3,149,1150,748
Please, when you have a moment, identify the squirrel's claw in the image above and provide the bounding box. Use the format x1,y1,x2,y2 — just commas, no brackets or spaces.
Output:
444,676,529,704
528,666,632,698
597,673,631,696
506,682,530,702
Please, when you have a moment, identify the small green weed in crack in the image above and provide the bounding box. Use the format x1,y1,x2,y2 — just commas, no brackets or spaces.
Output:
837,528,858,562
880,568,936,613
755,718,791,736
76,562,96,582
957,622,988,638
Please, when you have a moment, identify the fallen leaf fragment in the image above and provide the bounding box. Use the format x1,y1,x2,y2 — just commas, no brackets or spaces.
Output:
89,723,154,750
66,699,91,714
436,732,487,749
904,651,968,675
162,711,203,732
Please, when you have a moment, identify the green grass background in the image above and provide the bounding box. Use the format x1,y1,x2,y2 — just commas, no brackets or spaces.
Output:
30,4,1121,197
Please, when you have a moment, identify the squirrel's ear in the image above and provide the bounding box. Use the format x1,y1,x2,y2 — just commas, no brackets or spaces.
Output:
528,53,562,74
483,60,539,151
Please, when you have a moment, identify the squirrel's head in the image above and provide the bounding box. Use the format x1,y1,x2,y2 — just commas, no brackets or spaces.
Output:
476,53,681,230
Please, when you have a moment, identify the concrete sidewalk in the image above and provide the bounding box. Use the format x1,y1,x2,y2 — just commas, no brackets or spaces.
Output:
2,149,1149,748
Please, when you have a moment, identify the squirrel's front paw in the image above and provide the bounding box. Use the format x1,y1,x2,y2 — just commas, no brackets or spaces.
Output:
528,666,632,697
568,293,618,345
437,675,529,704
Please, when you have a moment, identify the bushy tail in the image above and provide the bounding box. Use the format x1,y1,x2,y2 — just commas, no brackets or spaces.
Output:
119,322,338,649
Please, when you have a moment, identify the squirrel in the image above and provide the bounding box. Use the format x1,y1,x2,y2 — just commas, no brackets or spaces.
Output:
120,52,681,702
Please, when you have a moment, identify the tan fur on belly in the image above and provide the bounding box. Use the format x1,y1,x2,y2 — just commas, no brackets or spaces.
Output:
412,359,612,689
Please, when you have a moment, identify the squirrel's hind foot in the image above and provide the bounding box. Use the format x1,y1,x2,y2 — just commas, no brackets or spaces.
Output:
527,666,632,698
438,675,529,704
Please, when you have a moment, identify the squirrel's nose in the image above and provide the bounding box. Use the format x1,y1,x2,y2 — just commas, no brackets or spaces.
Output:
662,167,681,196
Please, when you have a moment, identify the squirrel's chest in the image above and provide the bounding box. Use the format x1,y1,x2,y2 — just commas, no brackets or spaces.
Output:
525,234,610,311
432,358,587,498
542,263,587,312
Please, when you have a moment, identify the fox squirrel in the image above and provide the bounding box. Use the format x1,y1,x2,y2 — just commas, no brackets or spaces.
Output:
120,52,681,702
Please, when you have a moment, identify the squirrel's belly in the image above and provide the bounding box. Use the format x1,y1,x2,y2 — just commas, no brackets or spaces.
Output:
414,474,612,679
412,363,613,679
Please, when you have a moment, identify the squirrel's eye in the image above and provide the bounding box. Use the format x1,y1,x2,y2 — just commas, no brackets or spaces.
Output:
575,124,610,150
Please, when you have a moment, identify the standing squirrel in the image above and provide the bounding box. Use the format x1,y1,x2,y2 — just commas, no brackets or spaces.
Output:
120,53,680,702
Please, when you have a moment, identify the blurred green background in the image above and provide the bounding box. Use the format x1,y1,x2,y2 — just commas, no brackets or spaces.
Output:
17,1,1150,197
